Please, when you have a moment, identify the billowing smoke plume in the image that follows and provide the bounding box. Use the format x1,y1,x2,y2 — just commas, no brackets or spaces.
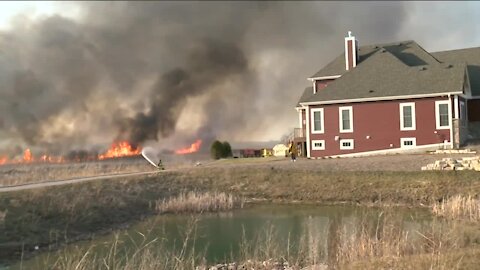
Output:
0,2,412,155
121,39,248,144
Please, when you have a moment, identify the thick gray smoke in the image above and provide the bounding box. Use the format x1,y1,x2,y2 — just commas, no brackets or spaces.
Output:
120,39,248,144
0,2,412,156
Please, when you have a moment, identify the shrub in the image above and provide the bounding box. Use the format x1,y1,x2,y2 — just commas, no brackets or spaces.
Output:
210,140,224,159
210,140,233,159
222,141,232,158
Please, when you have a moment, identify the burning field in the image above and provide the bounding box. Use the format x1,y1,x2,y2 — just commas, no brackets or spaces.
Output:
0,139,205,187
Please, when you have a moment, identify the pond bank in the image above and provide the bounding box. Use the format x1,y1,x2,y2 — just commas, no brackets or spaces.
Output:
1,166,479,264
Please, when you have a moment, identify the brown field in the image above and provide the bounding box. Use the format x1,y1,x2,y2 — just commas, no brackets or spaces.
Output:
0,152,477,187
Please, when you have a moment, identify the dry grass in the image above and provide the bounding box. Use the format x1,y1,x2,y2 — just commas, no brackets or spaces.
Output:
1,150,477,187
156,191,244,214
335,212,413,264
333,211,480,269
432,195,480,221
0,159,152,186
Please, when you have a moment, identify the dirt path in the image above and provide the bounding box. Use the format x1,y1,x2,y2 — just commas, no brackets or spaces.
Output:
0,170,161,193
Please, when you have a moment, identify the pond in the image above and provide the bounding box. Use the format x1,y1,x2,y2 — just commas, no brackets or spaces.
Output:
7,203,432,269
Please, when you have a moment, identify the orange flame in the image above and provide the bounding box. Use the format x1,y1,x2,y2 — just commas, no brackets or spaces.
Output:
40,154,65,163
0,141,141,166
98,141,141,160
0,156,7,165
0,150,65,165
175,139,202,154
23,149,33,163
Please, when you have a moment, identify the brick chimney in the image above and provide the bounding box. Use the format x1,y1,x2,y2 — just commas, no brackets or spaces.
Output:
345,31,359,70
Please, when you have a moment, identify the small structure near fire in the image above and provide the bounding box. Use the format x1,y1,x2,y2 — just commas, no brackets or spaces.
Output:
262,148,273,157
273,144,289,157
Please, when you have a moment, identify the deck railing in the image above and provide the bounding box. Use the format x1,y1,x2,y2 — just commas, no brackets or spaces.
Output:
293,128,305,139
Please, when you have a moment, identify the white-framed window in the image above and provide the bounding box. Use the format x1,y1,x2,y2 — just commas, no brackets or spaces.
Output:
400,137,417,148
310,108,324,134
435,100,450,129
311,140,325,150
339,106,353,133
339,139,354,150
460,101,467,127
399,102,416,131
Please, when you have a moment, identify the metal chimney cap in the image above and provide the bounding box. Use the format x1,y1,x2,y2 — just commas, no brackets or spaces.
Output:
347,31,352,37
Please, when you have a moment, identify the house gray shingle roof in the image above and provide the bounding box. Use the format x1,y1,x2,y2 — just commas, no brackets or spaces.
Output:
301,40,469,105
432,47,480,96
297,86,314,106
309,40,440,78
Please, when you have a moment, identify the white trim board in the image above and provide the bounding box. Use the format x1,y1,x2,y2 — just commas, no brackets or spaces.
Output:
448,96,454,149
339,139,354,150
310,108,325,134
435,100,451,130
327,142,447,158
454,95,459,119
339,106,353,133
399,102,416,131
300,92,462,106
306,106,311,158
400,137,417,148
311,140,325,150
308,75,341,81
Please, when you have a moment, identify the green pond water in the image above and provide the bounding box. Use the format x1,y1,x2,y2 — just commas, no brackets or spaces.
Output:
8,204,432,269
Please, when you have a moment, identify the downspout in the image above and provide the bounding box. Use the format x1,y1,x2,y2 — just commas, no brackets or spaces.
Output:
448,94,454,149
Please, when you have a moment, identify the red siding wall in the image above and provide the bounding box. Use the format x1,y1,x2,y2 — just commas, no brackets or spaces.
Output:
308,97,451,157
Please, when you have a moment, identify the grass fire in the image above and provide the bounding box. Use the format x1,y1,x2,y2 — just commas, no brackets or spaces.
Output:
0,139,205,166
98,141,142,160
175,139,202,155
0,141,143,166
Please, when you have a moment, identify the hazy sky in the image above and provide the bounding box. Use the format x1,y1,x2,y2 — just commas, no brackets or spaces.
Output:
0,1,479,153
1,1,478,51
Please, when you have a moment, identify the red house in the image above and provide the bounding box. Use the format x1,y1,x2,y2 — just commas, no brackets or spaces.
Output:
295,31,480,158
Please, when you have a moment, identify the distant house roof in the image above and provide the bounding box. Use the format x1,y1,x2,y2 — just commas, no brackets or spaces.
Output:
300,40,470,105
432,47,480,96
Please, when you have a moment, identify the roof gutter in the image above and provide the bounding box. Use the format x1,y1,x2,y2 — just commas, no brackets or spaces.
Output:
307,75,342,81
299,92,463,106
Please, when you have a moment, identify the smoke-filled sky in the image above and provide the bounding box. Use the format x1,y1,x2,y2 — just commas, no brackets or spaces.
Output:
0,1,479,155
